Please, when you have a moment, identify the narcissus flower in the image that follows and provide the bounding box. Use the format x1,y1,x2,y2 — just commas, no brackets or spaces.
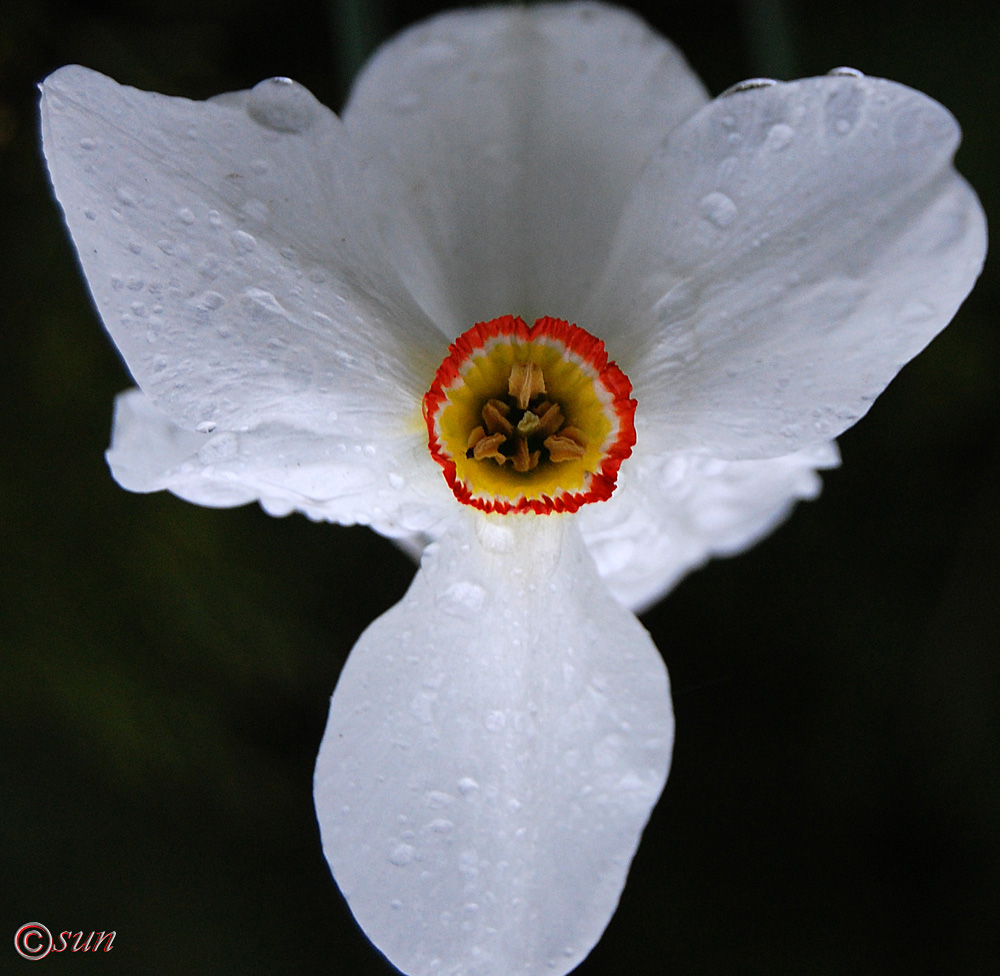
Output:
40,3,984,975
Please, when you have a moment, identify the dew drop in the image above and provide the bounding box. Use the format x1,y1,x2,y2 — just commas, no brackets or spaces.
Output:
484,710,506,733
475,520,513,553
720,77,778,97
409,691,436,724
388,472,405,490
825,84,863,136
208,210,223,228
79,137,97,151
196,291,225,311
765,123,795,151
246,77,318,133
177,207,196,225
230,229,257,254
436,580,486,618
389,843,415,867
115,184,138,206
457,777,479,796
242,198,269,223
828,66,864,78
417,38,459,63
196,421,217,434
391,91,422,114
899,299,935,322
698,191,738,229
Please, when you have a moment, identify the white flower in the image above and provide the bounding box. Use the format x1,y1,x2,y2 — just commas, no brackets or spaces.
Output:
40,3,984,975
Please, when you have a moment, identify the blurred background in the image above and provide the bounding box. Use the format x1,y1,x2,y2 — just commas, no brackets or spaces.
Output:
1,0,997,973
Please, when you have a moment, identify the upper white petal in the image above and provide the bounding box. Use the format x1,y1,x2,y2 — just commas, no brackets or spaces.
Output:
589,73,986,458
40,66,446,440
343,1,709,332
315,512,672,976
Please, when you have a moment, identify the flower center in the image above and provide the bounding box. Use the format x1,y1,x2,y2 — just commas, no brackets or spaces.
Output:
423,315,636,515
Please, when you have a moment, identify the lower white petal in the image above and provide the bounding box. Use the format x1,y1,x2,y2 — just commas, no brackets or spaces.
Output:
314,512,673,976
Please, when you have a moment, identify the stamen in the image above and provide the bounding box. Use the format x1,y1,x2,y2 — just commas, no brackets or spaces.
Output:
536,402,564,437
472,432,507,462
512,437,539,473
482,400,514,437
508,361,546,410
544,428,587,462
466,426,487,451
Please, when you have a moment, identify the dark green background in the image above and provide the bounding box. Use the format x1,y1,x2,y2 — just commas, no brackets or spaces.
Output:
2,1,997,973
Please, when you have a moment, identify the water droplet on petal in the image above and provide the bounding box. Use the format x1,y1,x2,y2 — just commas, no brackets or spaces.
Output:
475,520,513,553
457,777,479,796
436,581,486,618
825,83,863,136
177,207,196,225
765,122,795,151
241,198,269,223
196,290,225,311
391,91,422,114
115,184,138,206
720,77,778,97
246,77,318,133
484,710,506,732
230,229,256,254
417,38,459,64
698,191,738,229
79,137,97,150
388,472,405,490
828,66,864,78
389,843,415,867
196,421,217,433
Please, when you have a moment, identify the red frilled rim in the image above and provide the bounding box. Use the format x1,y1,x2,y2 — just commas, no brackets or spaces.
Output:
422,315,637,515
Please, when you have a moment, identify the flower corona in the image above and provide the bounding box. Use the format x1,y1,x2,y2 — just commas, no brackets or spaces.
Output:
423,316,636,514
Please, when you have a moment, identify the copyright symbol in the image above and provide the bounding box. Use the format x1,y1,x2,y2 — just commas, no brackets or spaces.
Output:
14,923,52,961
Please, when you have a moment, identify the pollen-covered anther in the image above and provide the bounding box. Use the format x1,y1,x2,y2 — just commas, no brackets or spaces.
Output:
544,427,587,462
509,361,546,409
423,315,637,515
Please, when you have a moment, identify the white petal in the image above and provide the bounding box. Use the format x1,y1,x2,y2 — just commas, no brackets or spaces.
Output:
107,388,454,536
40,66,446,439
579,442,839,612
315,512,672,976
344,2,708,331
591,74,986,458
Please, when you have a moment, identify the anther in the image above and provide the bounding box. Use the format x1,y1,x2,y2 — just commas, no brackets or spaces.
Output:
509,361,546,410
